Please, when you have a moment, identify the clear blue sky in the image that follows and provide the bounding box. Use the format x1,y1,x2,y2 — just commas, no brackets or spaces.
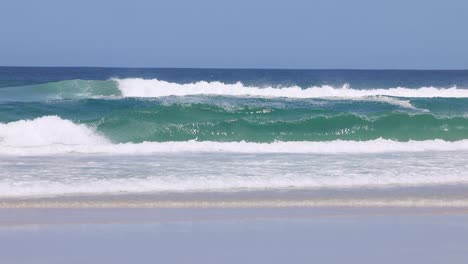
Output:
1,0,467,69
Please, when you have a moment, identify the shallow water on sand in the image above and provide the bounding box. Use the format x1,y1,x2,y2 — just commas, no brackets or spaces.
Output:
1,151,468,198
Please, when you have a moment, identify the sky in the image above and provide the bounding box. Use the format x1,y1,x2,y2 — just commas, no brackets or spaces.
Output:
0,0,467,69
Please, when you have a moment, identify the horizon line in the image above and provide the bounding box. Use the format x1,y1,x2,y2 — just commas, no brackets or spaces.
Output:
1,65,467,71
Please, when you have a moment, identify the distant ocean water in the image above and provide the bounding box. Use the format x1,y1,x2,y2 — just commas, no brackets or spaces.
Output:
1,67,468,198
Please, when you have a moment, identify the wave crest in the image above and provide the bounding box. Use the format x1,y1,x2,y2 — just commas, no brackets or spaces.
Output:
2,78,468,102
0,116,108,147
116,78,468,98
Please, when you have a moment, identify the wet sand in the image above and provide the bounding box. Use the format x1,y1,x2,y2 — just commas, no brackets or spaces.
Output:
1,207,468,264
2,185,468,209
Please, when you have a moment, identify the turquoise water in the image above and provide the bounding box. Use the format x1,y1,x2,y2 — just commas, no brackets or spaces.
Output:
4,98,468,142
1,70,468,143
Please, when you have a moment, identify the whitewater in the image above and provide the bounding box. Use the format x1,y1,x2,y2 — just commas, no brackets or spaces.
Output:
3,78,468,101
116,78,468,98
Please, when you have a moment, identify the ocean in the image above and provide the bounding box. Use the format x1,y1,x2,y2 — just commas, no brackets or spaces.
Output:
1,67,468,201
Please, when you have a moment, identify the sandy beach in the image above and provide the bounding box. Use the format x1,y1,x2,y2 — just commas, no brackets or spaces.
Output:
2,182,468,263
1,205,468,264
2,187,468,263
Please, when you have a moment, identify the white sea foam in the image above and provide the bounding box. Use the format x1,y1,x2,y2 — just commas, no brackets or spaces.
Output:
116,78,468,98
3,139,468,156
352,96,422,110
0,116,108,147
1,172,468,198
1,151,468,198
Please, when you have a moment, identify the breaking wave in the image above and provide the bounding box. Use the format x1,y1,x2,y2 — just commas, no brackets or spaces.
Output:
2,116,468,155
116,78,468,98
2,78,468,102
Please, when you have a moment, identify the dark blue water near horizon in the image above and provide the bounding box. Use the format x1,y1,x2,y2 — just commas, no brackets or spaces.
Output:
1,66,468,89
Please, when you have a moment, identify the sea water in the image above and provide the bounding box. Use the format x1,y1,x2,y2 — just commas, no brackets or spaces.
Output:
1,67,468,199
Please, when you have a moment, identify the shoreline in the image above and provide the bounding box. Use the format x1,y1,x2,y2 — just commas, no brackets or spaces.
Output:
2,207,468,227
2,185,468,208
3,198,468,209
3,186,468,226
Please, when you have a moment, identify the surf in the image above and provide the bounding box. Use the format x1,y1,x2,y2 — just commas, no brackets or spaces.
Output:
3,116,468,155
116,78,468,98
2,78,468,101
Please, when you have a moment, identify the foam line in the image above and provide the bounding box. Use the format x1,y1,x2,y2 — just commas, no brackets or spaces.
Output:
116,78,468,98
